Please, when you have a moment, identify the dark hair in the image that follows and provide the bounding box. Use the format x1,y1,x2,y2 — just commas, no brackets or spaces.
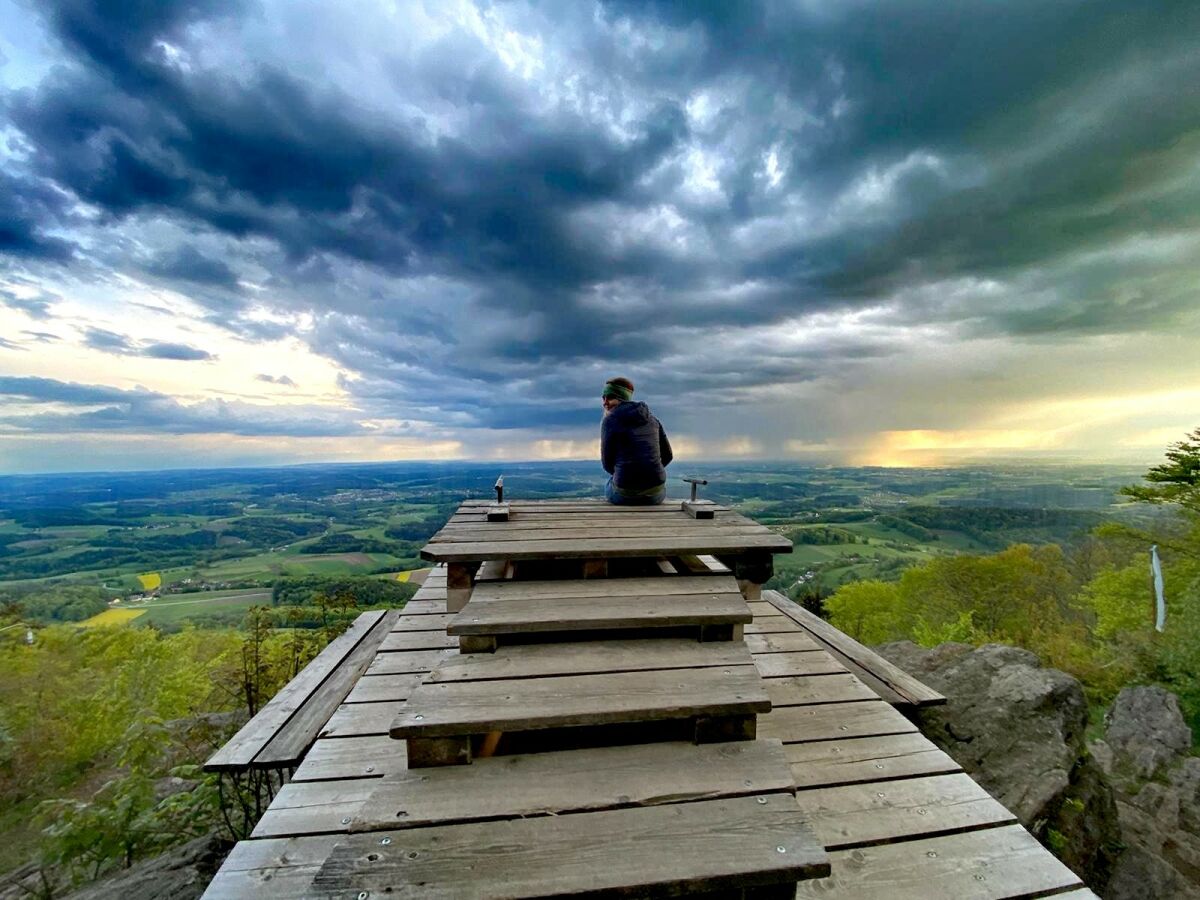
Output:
606,377,635,392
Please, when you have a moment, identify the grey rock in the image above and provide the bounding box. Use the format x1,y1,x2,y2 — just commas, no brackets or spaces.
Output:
875,641,1121,890
62,833,230,900
1106,686,1194,779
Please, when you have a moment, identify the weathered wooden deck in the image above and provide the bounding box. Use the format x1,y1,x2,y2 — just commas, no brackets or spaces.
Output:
205,511,1099,899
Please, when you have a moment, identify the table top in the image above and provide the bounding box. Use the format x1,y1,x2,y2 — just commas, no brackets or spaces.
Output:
419,499,792,563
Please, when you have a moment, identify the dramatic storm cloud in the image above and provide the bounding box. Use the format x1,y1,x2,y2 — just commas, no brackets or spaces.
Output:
1,0,1199,472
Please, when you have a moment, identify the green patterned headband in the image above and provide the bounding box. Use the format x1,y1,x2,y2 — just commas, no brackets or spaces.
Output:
602,382,633,401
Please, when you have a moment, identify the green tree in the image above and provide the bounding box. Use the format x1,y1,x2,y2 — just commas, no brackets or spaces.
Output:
824,581,905,644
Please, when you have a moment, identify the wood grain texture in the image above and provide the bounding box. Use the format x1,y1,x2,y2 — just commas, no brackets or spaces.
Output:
290,735,404,782
746,631,823,653
392,613,455,631
763,591,945,707
787,732,961,790
251,780,378,838
201,836,340,900
421,533,792,562
449,591,750,635
469,574,740,600
428,637,755,682
797,773,1018,850
746,615,802,634
321,701,403,738
764,673,882,708
377,629,457,651
759,700,919,744
392,666,770,738
353,739,795,831
792,824,1084,900
344,674,422,704
205,611,386,771
311,794,828,899
366,648,454,676
752,650,848,678
397,599,443,615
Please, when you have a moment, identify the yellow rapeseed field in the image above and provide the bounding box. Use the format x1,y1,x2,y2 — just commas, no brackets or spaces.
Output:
80,608,147,628
137,572,162,591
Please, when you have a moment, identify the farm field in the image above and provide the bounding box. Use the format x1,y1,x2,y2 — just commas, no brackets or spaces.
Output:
134,589,274,627
79,608,146,627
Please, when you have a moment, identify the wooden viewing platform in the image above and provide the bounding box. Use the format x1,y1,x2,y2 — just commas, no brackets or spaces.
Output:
204,497,1098,899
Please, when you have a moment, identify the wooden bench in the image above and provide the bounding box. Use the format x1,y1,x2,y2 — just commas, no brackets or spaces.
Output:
762,591,945,708
311,793,827,899
448,574,751,651
391,665,770,766
205,609,399,773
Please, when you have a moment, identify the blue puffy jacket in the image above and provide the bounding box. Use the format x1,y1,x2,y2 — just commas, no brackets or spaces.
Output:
601,401,673,491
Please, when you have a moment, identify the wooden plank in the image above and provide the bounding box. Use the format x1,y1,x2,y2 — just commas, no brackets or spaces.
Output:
255,610,400,768
759,700,919,743
291,735,404,782
764,673,882,708
746,614,800,634
753,651,848,678
763,591,945,707
251,780,378,838
205,611,386,771
798,773,1018,850
322,701,402,738
344,674,421,704
429,524,773,542
682,499,717,519
787,732,961,789
377,630,457,651
449,591,750,635
353,739,795,831
366,648,454,676
420,533,792,562
469,574,740,601
312,794,828,898
746,632,823,653
392,666,770,738
393,613,455,631
202,836,340,900
793,824,1084,900
398,599,443,615
429,638,755,682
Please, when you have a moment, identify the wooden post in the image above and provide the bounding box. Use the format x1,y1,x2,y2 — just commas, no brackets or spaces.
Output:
582,559,608,579
446,562,478,613
694,714,756,744
406,736,472,768
720,552,772,602
459,635,497,654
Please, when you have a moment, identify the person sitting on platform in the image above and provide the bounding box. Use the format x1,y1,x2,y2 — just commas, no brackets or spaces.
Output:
600,377,673,505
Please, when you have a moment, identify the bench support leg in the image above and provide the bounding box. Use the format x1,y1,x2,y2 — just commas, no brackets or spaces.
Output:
582,559,608,579
406,736,472,768
459,635,497,654
446,562,477,613
694,714,756,744
698,624,735,642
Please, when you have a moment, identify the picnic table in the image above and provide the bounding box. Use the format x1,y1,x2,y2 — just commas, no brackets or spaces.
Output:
420,498,793,611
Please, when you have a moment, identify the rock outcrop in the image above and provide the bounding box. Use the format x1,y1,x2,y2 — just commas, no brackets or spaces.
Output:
876,641,1123,891
1093,686,1200,899
62,833,231,900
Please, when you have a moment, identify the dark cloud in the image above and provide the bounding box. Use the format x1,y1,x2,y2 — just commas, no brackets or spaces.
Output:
144,244,240,288
0,170,76,260
81,327,136,353
0,375,359,437
256,373,297,387
140,341,215,361
80,327,214,360
3,0,1200,444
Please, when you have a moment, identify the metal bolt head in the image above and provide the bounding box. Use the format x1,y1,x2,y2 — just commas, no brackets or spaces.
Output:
341,816,351,824
414,714,424,720
380,837,391,845
757,796,768,804
776,846,787,854
365,766,374,773
358,892,369,900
